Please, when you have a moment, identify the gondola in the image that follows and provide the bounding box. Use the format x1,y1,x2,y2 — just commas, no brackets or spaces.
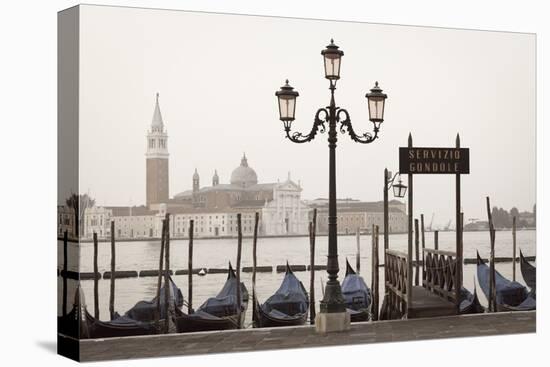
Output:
458,286,484,314
476,251,530,311
253,262,309,328
520,250,536,291
57,288,92,339
59,278,183,339
175,262,249,332
341,259,371,322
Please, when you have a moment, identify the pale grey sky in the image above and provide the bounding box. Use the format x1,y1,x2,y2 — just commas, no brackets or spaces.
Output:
79,5,535,228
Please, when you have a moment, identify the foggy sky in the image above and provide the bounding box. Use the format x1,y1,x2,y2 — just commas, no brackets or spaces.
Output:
78,5,536,228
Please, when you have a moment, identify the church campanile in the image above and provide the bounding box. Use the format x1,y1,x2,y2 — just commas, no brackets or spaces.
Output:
146,93,169,207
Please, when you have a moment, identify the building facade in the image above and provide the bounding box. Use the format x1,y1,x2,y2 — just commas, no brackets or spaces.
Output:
309,198,407,234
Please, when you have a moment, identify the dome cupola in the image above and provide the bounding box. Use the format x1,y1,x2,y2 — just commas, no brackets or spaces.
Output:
230,153,258,188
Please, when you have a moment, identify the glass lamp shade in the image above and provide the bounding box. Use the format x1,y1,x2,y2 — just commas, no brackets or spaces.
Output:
392,179,407,198
275,80,299,121
321,39,344,80
366,81,387,122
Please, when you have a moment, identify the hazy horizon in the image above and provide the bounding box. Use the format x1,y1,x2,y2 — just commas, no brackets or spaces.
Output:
78,5,536,228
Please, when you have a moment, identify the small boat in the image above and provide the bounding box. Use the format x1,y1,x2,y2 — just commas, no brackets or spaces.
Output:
86,310,156,338
253,262,308,328
476,252,529,311
520,250,536,291
341,259,371,322
458,286,484,315
123,276,184,322
175,262,249,332
58,288,92,339
58,286,157,339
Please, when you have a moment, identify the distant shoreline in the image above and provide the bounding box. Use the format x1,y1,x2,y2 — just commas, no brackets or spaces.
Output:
59,227,535,244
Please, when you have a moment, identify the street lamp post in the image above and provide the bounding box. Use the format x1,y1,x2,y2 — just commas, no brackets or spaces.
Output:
275,39,388,332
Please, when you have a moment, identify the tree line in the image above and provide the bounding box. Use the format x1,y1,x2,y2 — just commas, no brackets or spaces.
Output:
490,204,536,229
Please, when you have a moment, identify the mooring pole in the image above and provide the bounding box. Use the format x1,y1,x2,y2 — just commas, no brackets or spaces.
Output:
236,213,243,329
460,212,464,286
372,225,380,321
455,134,462,312
383,168,389,296
309,208,317,325
356,228,361,274
156,219,166,325
486,197,496,312
93,232,99,319
512,216,517,282
407,133,414,313
109,221,115,320
62,230,68,317
420,214,426,281
252,212,259,322
434,230,439,250
163,213,171,333
414,218,420,286
188,219,194,314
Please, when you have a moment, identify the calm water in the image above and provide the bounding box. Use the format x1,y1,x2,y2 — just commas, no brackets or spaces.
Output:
58,230,536,326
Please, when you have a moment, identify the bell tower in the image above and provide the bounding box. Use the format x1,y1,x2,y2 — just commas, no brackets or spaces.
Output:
146,93,169,207
212,170,219,186
193,169,200,192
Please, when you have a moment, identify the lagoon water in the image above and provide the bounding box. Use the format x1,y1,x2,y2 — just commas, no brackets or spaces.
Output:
58,229,535,326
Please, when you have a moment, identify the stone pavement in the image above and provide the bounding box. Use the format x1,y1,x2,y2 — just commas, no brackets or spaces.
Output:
77,311,535,362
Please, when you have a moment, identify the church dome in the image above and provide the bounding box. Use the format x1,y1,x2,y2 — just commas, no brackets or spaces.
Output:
230,154,258,188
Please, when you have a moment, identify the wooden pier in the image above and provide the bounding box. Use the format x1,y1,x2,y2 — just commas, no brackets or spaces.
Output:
66,311,535,362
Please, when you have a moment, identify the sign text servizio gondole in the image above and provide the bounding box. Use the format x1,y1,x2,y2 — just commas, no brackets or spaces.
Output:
399,147,470,174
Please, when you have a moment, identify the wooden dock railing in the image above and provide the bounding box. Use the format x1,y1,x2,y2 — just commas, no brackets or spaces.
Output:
422,248,458,303
385,249,409,316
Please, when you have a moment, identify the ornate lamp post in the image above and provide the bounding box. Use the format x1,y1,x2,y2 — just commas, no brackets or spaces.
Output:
275,39,388,332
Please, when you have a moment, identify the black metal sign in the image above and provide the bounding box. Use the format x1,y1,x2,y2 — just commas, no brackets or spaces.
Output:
399,147,470,174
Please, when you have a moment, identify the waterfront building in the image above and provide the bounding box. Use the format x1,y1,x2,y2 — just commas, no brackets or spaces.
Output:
173,155,310,236
307,198,407,234
57,205,76,238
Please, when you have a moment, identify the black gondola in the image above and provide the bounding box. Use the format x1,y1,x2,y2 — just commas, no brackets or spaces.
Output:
253,263,308,328
59,278,183,339
520,250,536,291
175,262,249,332
476,251,531,311
58,288,92,339
458,286,484,314
342,259,371,322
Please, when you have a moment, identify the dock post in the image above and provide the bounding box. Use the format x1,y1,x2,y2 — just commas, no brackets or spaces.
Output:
414,218,420,286
188,219,194,314
460,212,464,287
309,208,317,325
434,230,439,250
156,219,166,325
109,221,115,320
236,213,243,329
455,134,462,312
407,133,414,315
93,232,99,319
383,168,389,296
62,230,68,317
512,216,517,282
356,228,361,274
372,225,380,321
252,213,259,323
163,213,170,333
421,214,425,282
486,197,497,312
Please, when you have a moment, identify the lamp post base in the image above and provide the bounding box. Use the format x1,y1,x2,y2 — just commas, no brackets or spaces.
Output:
315,311,350,333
